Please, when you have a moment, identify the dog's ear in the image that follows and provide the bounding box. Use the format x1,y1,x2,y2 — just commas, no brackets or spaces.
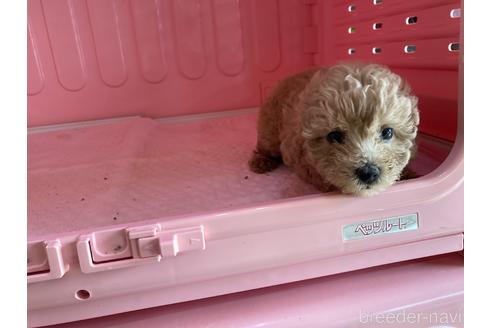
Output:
410,95,420,129
409,95,420,160
399,79,420,128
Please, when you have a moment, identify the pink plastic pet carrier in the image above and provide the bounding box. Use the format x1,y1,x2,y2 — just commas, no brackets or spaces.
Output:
27,0,463,326
50,253,465,328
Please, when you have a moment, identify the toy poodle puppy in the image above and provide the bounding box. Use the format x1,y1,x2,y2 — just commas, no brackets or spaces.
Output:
249,63,419,196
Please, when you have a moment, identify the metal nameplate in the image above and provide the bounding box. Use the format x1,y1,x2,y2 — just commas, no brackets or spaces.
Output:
342,213,419,241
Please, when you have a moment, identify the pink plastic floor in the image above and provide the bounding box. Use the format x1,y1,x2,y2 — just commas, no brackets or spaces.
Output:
28,110,452,239
46,253,463,328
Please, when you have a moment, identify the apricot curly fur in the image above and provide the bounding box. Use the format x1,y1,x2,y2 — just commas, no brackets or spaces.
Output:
249,63,419,197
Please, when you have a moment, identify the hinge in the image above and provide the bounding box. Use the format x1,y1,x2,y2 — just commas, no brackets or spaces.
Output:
77,225,206,274
27,240,69,283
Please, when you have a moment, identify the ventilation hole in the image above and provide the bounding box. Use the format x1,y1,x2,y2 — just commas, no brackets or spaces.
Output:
372,47,382,54
373,22,383,30
404,45,417,53
450,8,461,18
348,27,356,34
373,0,383,5
406,16,418,25
348,4,356,12
348,48,356,55
448,42,460,52
75,289,91,300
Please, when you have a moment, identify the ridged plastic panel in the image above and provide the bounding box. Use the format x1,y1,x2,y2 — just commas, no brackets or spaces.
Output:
317,0,460,140
27,0,312,126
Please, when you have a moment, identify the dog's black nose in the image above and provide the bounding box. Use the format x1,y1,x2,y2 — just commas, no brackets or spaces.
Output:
356,163,381,185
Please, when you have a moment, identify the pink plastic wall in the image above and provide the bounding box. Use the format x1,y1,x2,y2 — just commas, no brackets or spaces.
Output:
28,0,460,141
28,0,312,126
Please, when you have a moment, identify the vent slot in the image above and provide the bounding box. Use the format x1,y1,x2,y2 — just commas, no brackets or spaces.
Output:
450,8,461,18
372,47,382,54
373,23,383,30
406,16,418,25
448,43,460,52
348,4,356,12
404,45,417,53
348,48,356,55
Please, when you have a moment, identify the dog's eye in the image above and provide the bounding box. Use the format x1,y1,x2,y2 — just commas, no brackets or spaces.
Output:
326,131,345,144
381,127,394,141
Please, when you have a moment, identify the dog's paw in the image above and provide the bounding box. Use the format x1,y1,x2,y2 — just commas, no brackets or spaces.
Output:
248,151,281,173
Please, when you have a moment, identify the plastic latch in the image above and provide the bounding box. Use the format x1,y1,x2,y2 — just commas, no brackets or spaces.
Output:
27,240,69,283
174,227,206,254
77,225,205,274
77,225,162,274
137,226,206,258
159,226,206,257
